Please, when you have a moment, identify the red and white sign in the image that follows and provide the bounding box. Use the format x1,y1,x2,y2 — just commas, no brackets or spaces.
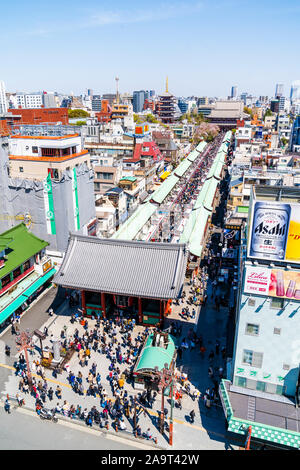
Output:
244,266,271,295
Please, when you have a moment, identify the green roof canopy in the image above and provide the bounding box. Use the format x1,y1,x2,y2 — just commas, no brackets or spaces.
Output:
112,202,157,240
203,178,219,211
189,206,211,257
187,149,200,162
149,174,179,204
195,141,207,153
135,334,176,372
0,224,48,280
174,158,193,177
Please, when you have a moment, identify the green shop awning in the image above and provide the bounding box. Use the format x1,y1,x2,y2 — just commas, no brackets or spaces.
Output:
0,268,56,325
22,267,56,298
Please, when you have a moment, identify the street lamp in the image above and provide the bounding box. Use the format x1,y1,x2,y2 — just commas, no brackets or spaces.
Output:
155,363,174,445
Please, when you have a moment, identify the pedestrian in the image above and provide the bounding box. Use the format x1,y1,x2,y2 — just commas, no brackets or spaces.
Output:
189,409,195,423
48,387,54,401
56,385,62,399
4,398,10,414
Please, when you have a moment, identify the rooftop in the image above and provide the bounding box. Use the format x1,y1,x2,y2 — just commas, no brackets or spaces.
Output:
0,223,48,280
53,234,188,300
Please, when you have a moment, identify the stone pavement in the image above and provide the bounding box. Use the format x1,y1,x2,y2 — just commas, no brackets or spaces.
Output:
0,242,239,450
0,276,237,450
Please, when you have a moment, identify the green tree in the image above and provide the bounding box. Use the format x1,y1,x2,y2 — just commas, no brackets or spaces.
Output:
68,109,90,118
244,106,253,118
264,108,273,119
145,113,159,123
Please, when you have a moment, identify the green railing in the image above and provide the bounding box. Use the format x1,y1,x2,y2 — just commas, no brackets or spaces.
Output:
219,379,300,449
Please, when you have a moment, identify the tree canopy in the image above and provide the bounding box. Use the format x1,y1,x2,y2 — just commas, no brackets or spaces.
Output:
68,109,90,118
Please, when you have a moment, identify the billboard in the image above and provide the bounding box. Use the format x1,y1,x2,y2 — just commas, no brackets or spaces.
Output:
248,200,300,264
244,266,300,300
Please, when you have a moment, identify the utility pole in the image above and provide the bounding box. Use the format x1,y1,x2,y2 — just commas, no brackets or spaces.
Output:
134,396,137,429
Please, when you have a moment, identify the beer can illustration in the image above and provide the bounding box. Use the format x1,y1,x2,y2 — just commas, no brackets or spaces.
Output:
250,202,291,260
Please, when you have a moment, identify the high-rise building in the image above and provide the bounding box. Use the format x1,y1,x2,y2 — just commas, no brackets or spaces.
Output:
290,81,300,103
133,91,146,113
177,98,188,114
0,81,7,114
270,99,280,113
198,97,208,106
42,92,57,108
275,83,284,98
91,95,102,112
290,115,300,151
231,86,237,99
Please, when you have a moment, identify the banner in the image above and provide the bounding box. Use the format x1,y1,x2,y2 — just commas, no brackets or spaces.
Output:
248,200,300,264
244,266,300,300
43,173,56,235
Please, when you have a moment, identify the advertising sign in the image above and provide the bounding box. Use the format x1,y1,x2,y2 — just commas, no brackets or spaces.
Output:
248,201,300,264
244,266,300,300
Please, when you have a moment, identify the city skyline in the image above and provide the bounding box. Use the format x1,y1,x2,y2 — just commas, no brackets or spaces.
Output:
1,0,300,97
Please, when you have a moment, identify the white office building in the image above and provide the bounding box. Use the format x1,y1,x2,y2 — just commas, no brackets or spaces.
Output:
0,81,7,114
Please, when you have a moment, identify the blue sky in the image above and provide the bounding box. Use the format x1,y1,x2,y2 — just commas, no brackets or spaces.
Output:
1,0,300,97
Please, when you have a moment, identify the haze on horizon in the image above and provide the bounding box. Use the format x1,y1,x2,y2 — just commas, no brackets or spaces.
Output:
1,0,300,97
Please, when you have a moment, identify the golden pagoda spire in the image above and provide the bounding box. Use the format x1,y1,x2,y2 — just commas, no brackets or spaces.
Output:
166,76,169,93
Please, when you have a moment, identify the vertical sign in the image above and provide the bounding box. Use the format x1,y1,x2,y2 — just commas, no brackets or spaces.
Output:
43,173,56,235
72,168,80,231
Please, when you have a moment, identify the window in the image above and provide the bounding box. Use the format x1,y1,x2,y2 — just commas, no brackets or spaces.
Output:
13,267,22,279
273,328,281,335
248,298,256,307
246,378,257,390
256,381,266,392
23,260,31,272
32,146,38,154
245,323,259,336
100,173,113,180
1,274,11,288
242,350,263,368
242,349,253,365
270,298,284,309
234,376,247,387
276,385,286,395
19,167,24,173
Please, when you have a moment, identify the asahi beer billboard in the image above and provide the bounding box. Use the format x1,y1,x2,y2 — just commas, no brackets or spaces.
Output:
248,201,300,264
244,266,300,300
